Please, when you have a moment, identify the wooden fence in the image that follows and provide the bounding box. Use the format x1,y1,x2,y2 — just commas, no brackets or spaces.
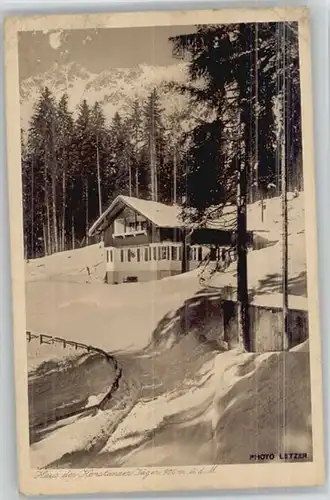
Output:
26,331,101,354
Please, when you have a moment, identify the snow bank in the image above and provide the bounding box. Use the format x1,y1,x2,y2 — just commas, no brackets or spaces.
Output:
247,191,305,240
26,244,106,284
209,230,306,298
27,340,85,374
213,348,312,463
26,269,202,352
30,342,311,469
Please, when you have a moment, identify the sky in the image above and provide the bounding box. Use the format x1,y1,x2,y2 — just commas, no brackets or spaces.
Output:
18,25,197,81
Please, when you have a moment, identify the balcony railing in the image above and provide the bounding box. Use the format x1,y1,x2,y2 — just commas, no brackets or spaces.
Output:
113,230,147,239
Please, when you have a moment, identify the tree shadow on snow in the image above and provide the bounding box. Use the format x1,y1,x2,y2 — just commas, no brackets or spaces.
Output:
148,287,233,352
253,270,307,297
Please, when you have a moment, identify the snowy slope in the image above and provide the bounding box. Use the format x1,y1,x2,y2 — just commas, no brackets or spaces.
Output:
26,243,106,284
26,192,310,469
208,192,307,298
30,348,311,468
25,192,307,353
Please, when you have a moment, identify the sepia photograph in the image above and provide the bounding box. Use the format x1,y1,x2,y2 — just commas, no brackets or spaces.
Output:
4,7,324,495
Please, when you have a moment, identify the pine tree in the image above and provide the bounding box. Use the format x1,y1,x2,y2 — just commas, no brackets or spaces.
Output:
73,99,94,245
108,112,132,199
170,22,301,350
21,128,30,259
143,88,166,202
27,87,59,255
56,93,74,251
91,101,107,217
126,99,145,198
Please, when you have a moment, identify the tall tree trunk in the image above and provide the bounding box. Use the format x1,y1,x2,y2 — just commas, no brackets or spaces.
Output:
236,119,250,352
128,163,132,197
281,23,289,350
135,162,139,198
31,155,35,258
61,168,66,252
71,215,75,250
44,158,51,255
96,135,102,216
173,149,177,204
85,177,89,246
52,172,59,253
42,221,48,256
135,125,139,198
150,138,157,201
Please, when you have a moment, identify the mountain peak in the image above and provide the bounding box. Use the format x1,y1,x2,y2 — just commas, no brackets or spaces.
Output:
20,62,190,130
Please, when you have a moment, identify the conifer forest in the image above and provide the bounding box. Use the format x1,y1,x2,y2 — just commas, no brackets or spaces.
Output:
21,21,302,259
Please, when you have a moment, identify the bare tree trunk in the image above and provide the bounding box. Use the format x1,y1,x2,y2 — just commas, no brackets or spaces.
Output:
128,163,132,197
61,168,66,251
96,135,102,216
281,23,289,351
44,158,51,255
42,221,48,256
173,149,177,204
85,177,89,246
31,155,35,258
71,215,75,250
52,173,59,253
135,163,139,198
150,138,157,201
135,125,139,198
236,123,250,352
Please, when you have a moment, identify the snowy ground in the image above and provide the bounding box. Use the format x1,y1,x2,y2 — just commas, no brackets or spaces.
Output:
30,348,311,468
25,192,311,468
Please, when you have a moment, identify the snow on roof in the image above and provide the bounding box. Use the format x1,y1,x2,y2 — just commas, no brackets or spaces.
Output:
89,191,305,238
89,195,241,236
88,195,184,236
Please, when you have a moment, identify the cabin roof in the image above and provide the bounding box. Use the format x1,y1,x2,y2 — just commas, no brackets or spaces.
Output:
88,195,185,236
88,195,253,237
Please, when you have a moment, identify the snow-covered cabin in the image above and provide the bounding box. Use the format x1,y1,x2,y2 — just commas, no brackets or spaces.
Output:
88,195,251,284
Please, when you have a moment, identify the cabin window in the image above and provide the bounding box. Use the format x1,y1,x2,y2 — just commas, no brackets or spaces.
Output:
127,249,131,262
153,247,157,261
198,247,203,261
106,251,109,263
193,248,197,260
141,221,147,231
149,247,152,260
178,246,182,261
144,247,149,261
137,248,141,262
158,247,161,260
128,222,135,232
120,249,124,262
171,246,178,260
